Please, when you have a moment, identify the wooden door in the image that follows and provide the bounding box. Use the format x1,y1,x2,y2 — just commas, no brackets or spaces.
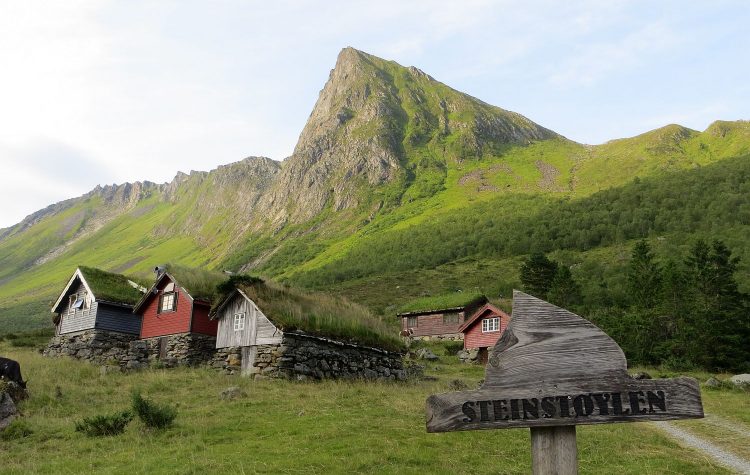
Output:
158,337,168,359
241,346,257,377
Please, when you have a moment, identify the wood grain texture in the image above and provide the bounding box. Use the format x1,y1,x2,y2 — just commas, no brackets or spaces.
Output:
426,291,704,433
531,426,577,475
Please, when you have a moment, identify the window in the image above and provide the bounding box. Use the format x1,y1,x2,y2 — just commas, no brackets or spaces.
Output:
407,316,418,328
443,312,459,325
233,313,246,331
482,317,500,333
68,292,87,315
160,292,176,313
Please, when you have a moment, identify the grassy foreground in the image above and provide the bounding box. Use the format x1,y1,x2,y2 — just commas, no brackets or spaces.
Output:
0,341,742,474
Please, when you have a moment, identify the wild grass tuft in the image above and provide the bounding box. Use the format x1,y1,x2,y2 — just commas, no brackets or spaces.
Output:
74,410,133,437
131,391,177,429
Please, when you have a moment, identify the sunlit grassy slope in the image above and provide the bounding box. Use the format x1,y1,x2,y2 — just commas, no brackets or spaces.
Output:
1,122,749,333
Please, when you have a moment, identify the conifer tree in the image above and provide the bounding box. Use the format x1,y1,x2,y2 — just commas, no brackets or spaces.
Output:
519,252,558,299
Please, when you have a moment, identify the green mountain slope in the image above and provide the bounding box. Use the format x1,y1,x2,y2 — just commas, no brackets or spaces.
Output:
0,47,748,334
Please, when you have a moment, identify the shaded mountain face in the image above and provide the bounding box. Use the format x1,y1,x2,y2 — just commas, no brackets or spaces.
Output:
0,47,748,334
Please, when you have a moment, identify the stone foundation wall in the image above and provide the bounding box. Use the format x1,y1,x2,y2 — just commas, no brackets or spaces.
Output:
211,332,405,381
44,331,216,370
43,330,139,368
139,333,217,368
410,333,463,342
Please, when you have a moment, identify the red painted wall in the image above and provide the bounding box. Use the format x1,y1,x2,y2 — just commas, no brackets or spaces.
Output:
463,308,511,350
190,301,218,336
400,311,466,337
139,278,192,338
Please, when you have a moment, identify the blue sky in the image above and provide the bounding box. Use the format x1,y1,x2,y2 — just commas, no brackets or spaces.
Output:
0,0,748,228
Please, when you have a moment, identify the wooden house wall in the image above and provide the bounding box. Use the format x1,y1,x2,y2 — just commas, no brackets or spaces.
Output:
59,281,97,334
216,293,283,349
139,278,193,338
94,303,141,335
400,311,466,337
463,309,510,350
190,301,218,336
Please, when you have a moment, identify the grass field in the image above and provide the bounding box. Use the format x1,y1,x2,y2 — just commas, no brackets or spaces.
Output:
0,340,746,474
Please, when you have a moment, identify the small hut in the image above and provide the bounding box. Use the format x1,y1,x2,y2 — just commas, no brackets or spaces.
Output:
458,303,511,364
45,266,146,362
210,279,405,380
132,264,226,366
396,292,487,341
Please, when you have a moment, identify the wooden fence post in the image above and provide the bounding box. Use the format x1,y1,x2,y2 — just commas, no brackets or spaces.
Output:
531,426,577,475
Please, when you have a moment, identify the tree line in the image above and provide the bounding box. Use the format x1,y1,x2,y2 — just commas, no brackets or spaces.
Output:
520,240,749,372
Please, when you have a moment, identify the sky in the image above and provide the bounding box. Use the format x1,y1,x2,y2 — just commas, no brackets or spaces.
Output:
0,0,748,228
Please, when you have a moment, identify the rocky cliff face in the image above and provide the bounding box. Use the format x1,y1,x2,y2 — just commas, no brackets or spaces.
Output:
257,47,557,228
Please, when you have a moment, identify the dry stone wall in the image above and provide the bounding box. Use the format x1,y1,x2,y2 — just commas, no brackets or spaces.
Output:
44,331,216,370
43,330,138,367
211,332,406,381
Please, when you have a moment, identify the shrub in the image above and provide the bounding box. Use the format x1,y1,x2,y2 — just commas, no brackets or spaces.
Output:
1,420,33,440
75,411,133,437
442,341,464,356
132,392,177,429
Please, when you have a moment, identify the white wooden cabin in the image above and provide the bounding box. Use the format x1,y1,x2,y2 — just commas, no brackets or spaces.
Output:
213,289,283,375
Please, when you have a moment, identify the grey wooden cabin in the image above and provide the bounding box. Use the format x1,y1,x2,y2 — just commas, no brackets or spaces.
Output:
213,289,283,374
51,267,145,335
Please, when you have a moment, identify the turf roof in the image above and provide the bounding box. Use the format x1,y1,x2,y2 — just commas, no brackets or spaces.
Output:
397,292,487,315
78,266,146,306
163,263,228,302
219,279,404,353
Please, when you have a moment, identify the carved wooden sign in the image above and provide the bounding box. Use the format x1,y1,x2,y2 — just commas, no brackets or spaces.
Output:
426,291,704,473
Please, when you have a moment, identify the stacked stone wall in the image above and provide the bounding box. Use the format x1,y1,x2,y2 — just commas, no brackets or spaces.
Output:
138,333,217,368
211,332,405,381
43,330,138,368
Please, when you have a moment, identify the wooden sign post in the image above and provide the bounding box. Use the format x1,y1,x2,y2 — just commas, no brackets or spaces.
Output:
426,291,704,475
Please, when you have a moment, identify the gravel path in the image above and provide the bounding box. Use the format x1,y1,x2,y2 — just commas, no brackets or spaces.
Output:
654,421,750,474
703,414,750,438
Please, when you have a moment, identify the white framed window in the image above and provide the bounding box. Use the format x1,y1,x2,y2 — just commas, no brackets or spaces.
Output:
160,292,176,313
68,292,87,315
407,316,418,328
233,312,246,331
482,317,500,333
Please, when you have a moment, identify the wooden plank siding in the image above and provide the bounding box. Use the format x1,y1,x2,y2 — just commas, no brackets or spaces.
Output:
215,292,282,349
93,303,141,334
462,305,511,350
58,281,97,334
190,301,218,336
139,278,193,338
400,311,466,337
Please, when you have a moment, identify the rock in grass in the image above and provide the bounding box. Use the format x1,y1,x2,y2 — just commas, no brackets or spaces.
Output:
704,377,722,389
416,348,439,361
631,372,652,380
0,381,28,403
0,392,18,431
729,374,750,387
220,387,247,400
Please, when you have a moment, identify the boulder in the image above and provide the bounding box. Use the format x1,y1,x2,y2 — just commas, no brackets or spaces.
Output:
704,377,722,389
729,374,750,387
415,348,439,361
0,381,28,403
631,372,652,380
220,386,247,400
0,391,18,430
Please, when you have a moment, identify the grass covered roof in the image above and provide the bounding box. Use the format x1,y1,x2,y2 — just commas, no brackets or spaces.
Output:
164,263,228,302
397,292,487,315
221,278,404,353
78,266,146,306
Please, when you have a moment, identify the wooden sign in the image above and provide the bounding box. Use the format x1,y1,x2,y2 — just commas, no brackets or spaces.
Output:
426,291,703,474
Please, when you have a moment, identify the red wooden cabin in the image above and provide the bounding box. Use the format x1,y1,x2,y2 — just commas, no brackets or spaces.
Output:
398,296,487,341
133,269,219,365
459,303,511,363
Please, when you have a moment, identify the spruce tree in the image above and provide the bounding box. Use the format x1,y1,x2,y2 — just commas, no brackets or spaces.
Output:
626,240,662,309
548,265,582,308
519,252,558,299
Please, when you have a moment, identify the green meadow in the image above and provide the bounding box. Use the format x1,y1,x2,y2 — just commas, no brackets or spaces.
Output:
1,339,746,474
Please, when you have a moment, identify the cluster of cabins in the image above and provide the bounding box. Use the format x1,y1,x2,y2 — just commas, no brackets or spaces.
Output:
46,265,510,378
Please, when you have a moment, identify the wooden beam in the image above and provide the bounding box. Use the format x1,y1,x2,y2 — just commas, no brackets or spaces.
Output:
531,426,577,475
